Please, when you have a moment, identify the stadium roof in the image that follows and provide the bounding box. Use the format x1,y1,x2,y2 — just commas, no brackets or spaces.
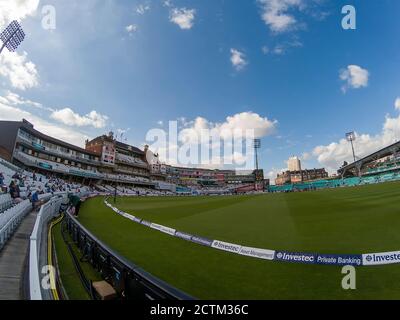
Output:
13,119,100,157
338,140,400,174
115,140,144,155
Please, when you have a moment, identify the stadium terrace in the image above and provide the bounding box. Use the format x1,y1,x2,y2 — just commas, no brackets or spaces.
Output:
0,119,264,195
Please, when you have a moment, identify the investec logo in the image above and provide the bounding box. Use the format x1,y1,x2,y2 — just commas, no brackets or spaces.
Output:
363,251,400,266
212,240,241,253
275,251,315,264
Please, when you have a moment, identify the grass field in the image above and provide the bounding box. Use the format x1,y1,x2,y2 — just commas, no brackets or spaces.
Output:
53,220,102,300
77,181,400,299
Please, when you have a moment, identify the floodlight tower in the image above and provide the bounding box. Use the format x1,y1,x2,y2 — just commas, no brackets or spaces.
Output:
0,20,25,55
346,132,357,163
254,139,261,190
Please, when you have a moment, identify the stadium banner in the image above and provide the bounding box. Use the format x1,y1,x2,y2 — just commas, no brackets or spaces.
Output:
141,220,152,227
150,223,176,236
362,251,400,266
131,216,142,224
190,236,213,247
175,231,194,241
274,251,316,264
104,199,395,267
119,212,130,218
315,254,362,266
212,240,242,254
123,212,141,223
239,246,275,261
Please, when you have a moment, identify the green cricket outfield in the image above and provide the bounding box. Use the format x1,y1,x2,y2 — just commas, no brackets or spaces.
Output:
76,181,400,299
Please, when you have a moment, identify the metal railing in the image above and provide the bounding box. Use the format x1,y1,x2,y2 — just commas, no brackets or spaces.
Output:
29,192,193,300
0,193,12,212
29,195,66,300
0,199,31,250
65,211,195,300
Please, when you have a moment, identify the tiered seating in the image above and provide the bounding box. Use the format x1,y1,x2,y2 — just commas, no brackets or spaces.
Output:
343,177,361,187
0,194,12,212
14,151,102,179
116,153,148,166
0,199,31,249
103,173,150,183
269,171,400,193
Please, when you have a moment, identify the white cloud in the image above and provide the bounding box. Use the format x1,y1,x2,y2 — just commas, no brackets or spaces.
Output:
163,0,173,8
339,65,369,92
258,0,303,33
148,112,277,169
169,8,196,30
271,39,303,55
126,24,138,34
219,112,277,138
266,167,288,184
0,0,39,29
395,97,400,111
230,49,248,71
273,46,285,55
0,51,39,90
50,108,109,129
136,4,150,15
262,46,270,54
312,107,400,172
0,91,50,110
0,102,90,148
177,112,277,147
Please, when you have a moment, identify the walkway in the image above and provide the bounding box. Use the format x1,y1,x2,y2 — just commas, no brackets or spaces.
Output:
0,210,37,300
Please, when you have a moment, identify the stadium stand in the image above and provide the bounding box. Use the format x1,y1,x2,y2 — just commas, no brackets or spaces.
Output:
268,172,400,193
0,199,31,250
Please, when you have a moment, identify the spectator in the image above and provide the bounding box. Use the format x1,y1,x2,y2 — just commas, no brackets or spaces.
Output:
68,193,82,217
9,181,22,203
9,181,16,197
30,190,41,211
12,172,20,180
15,179,21,195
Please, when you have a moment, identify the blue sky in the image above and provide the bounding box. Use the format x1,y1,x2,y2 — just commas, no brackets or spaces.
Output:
0,0,400,179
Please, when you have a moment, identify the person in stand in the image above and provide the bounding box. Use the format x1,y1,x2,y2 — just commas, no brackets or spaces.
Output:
9,180,22,203
68,193,82,217
30,190,41,211
9,181,16,197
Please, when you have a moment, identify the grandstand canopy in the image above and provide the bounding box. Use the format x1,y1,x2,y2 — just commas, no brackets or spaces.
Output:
338,140,400,175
